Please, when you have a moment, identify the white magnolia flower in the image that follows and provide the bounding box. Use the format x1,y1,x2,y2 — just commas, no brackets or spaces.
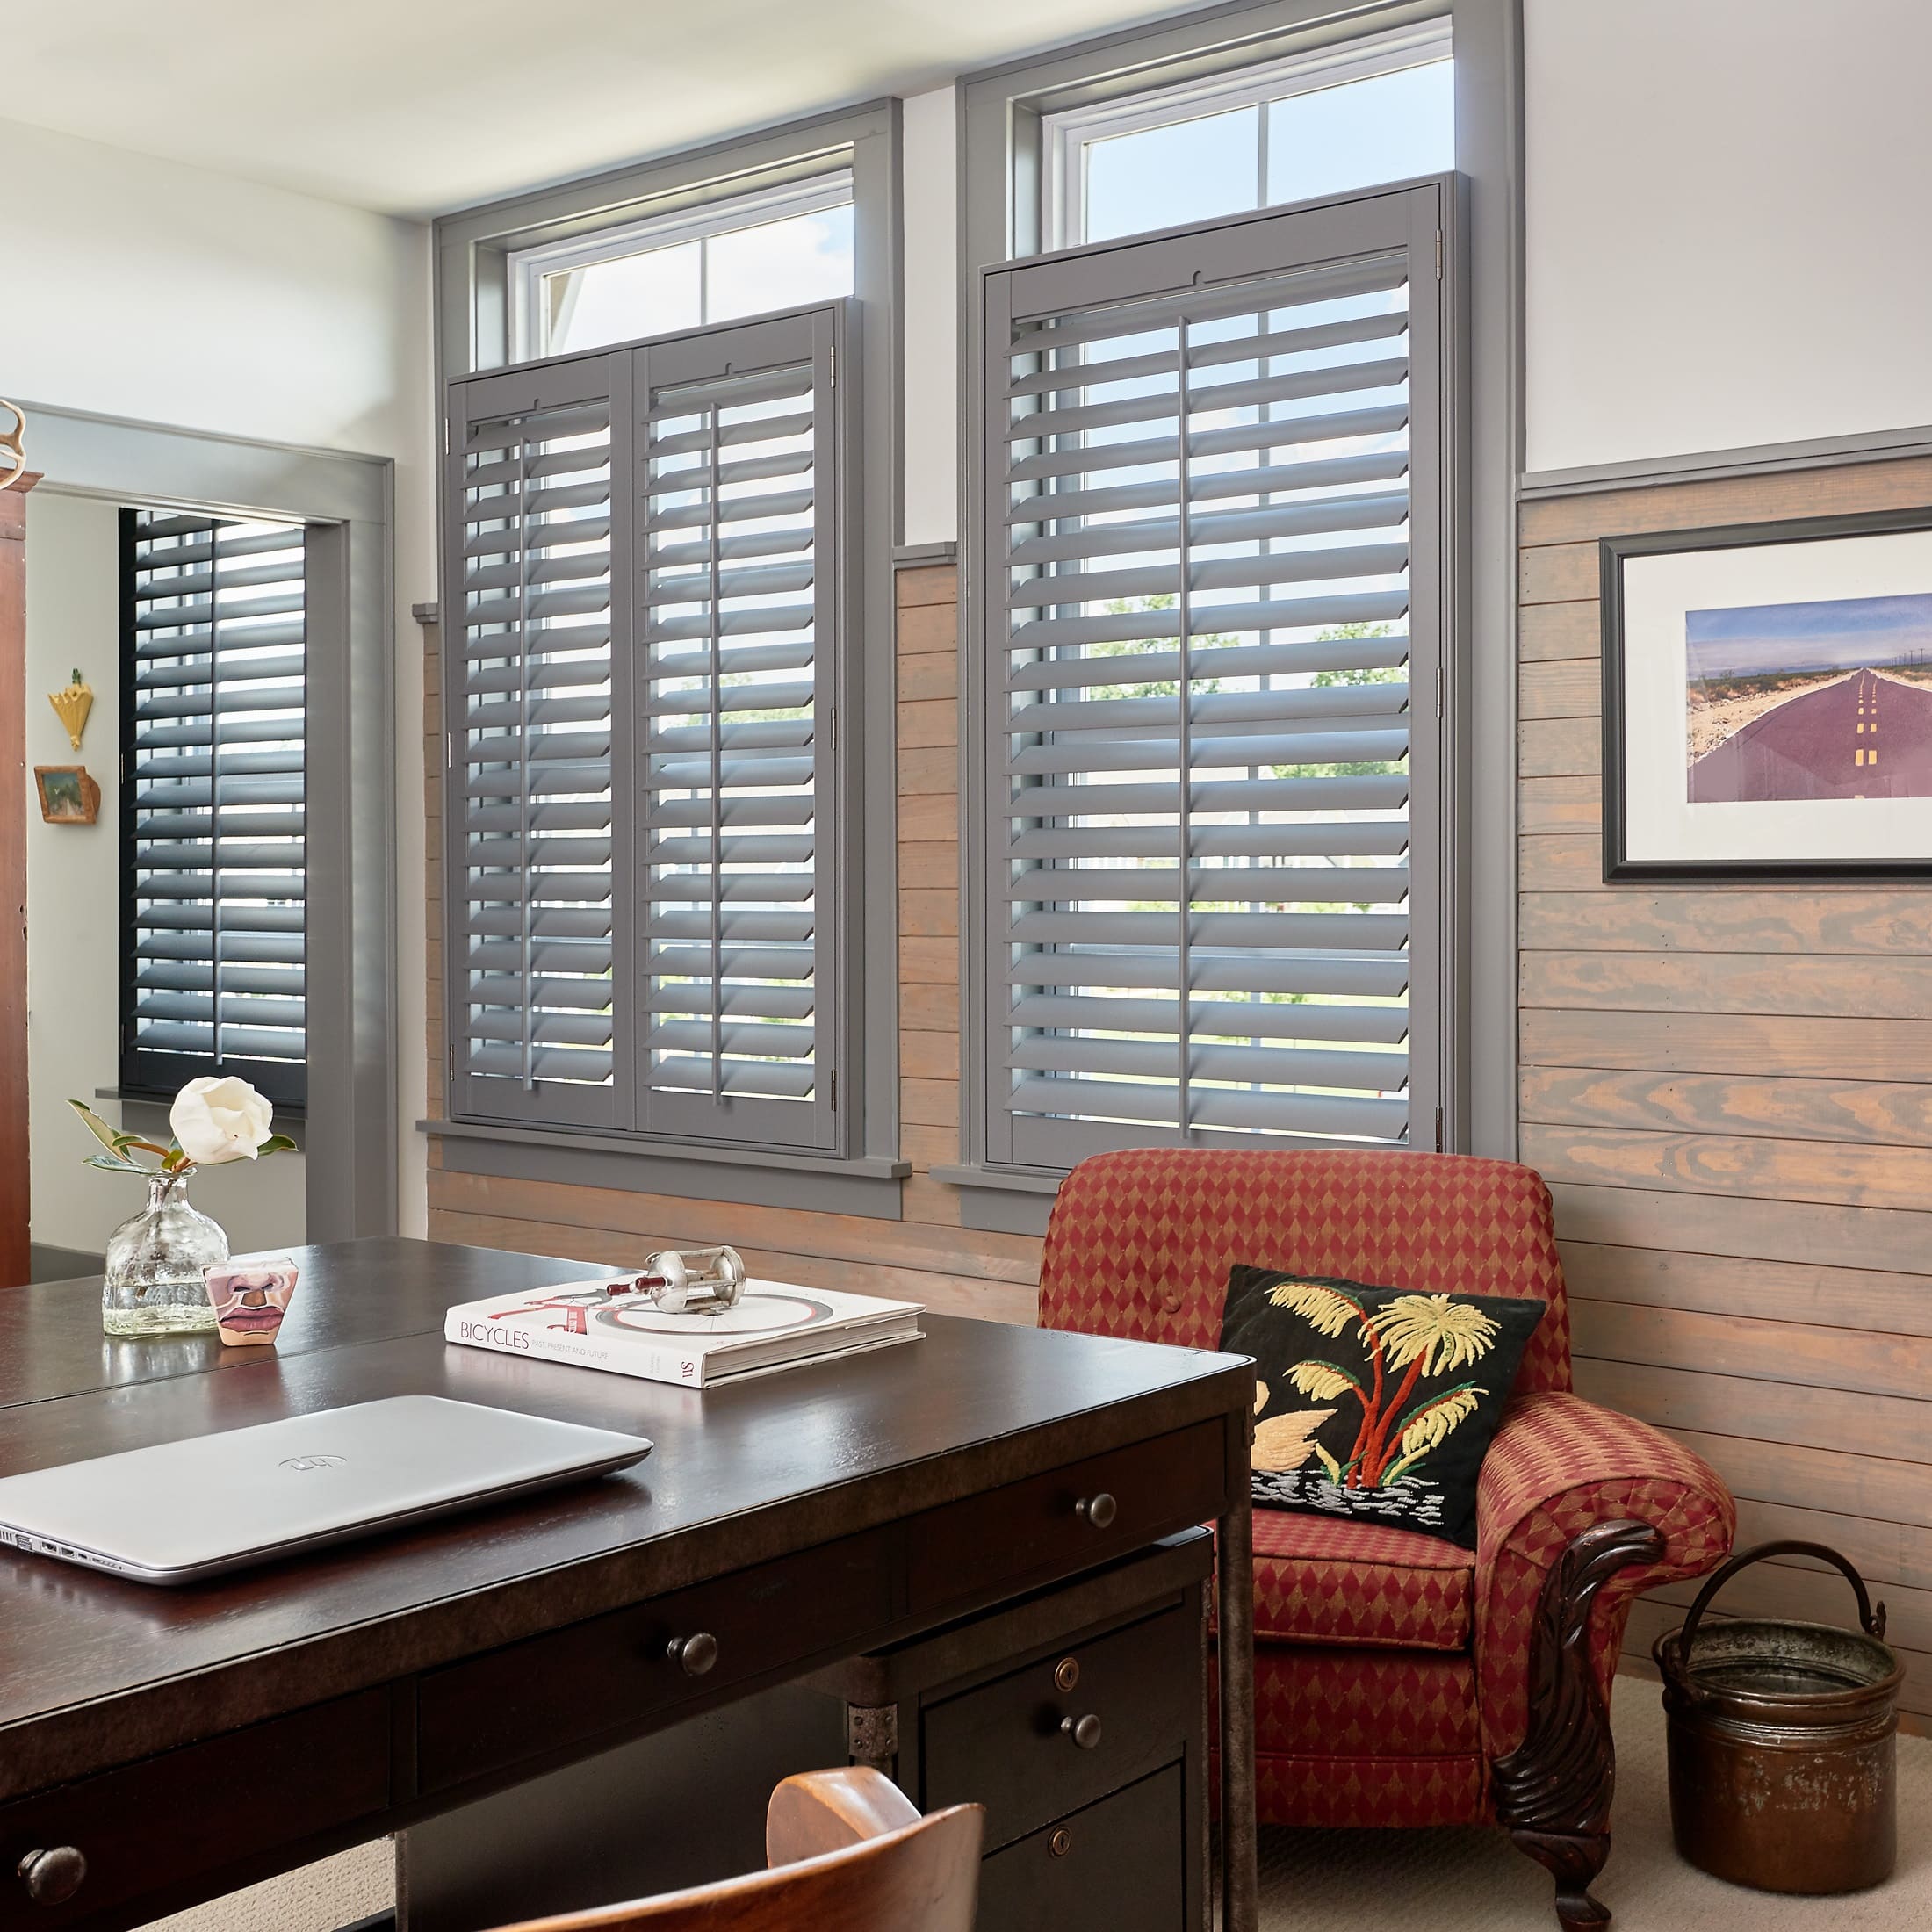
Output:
170,1076,275,1165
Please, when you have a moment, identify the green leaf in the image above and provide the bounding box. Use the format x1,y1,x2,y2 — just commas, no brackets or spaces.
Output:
85,1152,153,1174
68,1099,125,1155
256,1135,298,1156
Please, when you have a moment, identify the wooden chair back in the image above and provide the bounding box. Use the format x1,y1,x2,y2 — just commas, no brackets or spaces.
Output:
482,1767,984,1932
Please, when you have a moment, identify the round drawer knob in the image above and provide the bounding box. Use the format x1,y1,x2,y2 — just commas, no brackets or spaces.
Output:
1049,1827,1073,1859
1074,1492,1117,1530
18,1847,88,1907
1061,1712,1103,1750
667,1631,718,1677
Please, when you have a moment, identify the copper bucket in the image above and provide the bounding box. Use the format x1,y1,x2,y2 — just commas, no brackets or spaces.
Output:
1654,1540,1903,1894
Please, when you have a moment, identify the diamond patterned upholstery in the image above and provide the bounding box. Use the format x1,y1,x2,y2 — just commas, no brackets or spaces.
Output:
1251,1510,1473,1652
1039,1148,1735,1835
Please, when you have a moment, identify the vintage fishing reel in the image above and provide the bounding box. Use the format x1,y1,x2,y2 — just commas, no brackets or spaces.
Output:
631,1244,747,1315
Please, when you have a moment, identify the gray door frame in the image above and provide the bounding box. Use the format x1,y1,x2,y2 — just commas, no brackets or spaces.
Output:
19,400,400,1240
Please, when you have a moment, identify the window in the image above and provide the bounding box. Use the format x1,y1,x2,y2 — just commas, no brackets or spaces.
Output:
444,303,850,1153
512,175,855,359
972,187,1445,1167
1047,22,1453,248
120,509,308,1106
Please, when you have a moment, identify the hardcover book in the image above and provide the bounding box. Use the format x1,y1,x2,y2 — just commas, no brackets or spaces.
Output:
443,1276,924,1388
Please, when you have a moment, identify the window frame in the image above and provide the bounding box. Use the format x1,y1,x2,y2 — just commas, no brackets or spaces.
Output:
951,0,1522,1230
119,508,310,1109
508,169,856,361
429,101,906,1214
1042,17,1453,250
973,181,1450,1172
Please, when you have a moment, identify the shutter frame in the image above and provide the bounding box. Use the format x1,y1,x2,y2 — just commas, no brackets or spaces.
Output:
444,350,636,1130
120,510,308,1107
974,185,1446,1168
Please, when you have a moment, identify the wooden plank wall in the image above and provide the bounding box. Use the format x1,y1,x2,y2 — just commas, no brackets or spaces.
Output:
423,565,1043,1324
1518,456,1932,1725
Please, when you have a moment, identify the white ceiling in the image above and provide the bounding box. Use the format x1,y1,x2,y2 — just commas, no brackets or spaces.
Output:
4,0,1210,218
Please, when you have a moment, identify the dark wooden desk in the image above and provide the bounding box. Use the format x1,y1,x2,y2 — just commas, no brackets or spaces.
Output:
0,1240,1257,1932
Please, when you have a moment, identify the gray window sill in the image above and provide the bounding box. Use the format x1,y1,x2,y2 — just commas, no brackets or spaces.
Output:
97,1088,308,1150
421,1117,911,1220
928,1162,1063,1237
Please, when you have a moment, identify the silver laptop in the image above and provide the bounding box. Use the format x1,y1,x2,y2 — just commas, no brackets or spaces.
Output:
0,1396,652,1585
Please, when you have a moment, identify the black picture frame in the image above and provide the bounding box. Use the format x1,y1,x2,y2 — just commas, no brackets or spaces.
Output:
1600,505,1932,882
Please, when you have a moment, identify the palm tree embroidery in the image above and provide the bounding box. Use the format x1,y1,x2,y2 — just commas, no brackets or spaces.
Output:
1270,1282,1501,1490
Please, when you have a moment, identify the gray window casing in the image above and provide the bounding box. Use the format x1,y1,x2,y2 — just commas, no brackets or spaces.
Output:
426,102,909,1216
947,0,1521,1230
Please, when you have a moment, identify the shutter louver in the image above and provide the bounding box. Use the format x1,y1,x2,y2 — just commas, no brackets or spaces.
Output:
449,358,633,1129
637,309,840,1151
122,510,307,1106
979,195,1443,1165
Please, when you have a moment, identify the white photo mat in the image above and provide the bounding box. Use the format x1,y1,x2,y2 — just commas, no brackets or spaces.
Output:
1615,527,1932,869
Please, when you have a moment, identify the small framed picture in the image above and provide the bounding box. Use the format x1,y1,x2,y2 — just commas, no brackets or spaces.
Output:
33,765,100,825
1602,508,1932,880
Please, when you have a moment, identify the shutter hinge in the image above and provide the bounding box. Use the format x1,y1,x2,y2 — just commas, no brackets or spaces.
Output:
444,729,453,773
443,417,451,453
448,1042,456,1082
1434,1105,1445,1153
1435,230,1443,281
828,707,838,753
1436,666,1444,720
828,343,836,389
829,1069,837,1109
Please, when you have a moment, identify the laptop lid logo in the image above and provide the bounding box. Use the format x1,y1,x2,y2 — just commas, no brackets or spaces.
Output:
280,1454,348,1472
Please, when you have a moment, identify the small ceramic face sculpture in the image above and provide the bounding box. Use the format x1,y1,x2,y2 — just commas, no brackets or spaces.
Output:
204,1258,299,1346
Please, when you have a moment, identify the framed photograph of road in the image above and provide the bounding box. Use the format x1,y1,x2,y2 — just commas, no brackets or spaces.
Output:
1602,508,1932,879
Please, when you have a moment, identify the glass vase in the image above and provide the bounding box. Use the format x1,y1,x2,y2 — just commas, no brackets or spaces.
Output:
101,1171,230,1337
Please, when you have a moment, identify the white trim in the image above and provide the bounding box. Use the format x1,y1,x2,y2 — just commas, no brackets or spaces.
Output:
1043,16,1452,249
509,169,854,359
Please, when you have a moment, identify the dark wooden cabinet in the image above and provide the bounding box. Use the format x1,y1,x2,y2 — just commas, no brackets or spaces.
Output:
812,1532,1212,1932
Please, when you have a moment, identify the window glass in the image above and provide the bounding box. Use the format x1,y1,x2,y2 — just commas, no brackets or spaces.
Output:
544,241,702,355
1083,105,1258,244
1064,47,1453,248
708,203,854,324
530,192,854,357
1266,61,1454,205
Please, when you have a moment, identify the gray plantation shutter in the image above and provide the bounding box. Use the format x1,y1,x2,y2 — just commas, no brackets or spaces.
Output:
637,307,840,1151
121,510,308,1106
446,354,633,1129
443,302,849,1149
977,187,1444,1167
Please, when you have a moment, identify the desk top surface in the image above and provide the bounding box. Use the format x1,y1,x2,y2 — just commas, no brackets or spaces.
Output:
0,1239,1248,1798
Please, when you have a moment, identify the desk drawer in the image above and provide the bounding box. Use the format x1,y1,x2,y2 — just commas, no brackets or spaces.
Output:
906,1420,1225,1617
415,1534,890,1796
0,1691,389,1929
922,1604,1195,1852
975,1764,1184,1932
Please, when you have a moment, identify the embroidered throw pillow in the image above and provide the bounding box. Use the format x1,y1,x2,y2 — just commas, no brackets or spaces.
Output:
1219,1265,1546,1550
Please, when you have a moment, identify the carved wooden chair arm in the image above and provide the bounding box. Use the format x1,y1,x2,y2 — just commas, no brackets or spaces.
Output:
765,1766,923,1864
1474,1390,1736,1760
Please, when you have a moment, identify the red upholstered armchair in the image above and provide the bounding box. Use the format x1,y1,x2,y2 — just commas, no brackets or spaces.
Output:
1040,1149,1734,1932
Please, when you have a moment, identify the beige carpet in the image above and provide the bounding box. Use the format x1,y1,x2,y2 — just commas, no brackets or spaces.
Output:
1251,1678,1932,1929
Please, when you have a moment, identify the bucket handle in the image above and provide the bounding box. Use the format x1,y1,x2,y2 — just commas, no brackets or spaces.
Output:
1669,1539,1887,1687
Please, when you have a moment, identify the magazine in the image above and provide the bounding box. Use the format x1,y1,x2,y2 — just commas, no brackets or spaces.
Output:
443,1275,923,1388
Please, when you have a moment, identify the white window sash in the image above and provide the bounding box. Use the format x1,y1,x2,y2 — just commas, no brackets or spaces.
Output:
509,170,855,361
1042,17,1452,250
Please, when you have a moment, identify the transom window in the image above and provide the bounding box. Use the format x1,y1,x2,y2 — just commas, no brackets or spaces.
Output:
1046,21,1453,249
511,174,854,359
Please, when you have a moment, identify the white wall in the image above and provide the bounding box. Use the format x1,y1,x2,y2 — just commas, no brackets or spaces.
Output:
0,115,436,1242
901,86,960,546
1523,0,1932,473
22,492,307,1257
